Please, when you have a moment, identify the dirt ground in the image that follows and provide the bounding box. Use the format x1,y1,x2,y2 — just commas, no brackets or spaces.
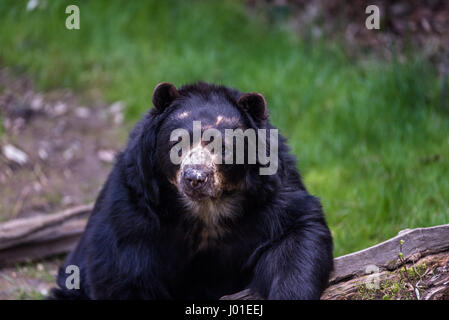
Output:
0,258,61,299
0,68,130,299
254,0,449,63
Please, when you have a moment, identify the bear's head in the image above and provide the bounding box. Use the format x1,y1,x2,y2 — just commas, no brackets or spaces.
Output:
128,82,280,223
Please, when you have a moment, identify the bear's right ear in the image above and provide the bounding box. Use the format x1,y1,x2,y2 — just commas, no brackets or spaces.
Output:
237,92,269,123
152,82,180,112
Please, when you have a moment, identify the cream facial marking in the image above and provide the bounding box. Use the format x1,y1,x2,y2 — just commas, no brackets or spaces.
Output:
180,144,215,168
215,115,241,127
176,111,190,119
169,121,279,175
176,144,220,190
176,143,236,234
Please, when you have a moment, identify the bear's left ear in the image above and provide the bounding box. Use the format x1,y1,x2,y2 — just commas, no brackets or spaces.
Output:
152,82,180,113
238,93,269,122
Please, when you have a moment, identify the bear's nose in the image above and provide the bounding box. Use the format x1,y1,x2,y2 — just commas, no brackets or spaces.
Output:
183,167,208,189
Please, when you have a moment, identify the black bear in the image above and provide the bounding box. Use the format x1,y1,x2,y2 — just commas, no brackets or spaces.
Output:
49,82,334,300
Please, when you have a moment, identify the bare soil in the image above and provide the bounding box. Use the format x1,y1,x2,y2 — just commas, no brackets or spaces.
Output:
0,68,129,221
0,258,61,300
251,0,449,63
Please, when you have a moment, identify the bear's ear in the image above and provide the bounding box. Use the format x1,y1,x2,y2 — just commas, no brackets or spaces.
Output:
237,93,269,122
152,82,180,112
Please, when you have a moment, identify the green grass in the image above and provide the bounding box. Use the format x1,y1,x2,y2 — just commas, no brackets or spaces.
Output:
0,0,448,256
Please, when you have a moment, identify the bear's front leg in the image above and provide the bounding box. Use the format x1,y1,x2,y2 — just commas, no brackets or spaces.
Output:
249,195,334,300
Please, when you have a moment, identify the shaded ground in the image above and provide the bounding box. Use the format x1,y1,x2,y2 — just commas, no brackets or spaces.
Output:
252,0,449,63
0,68,128,299
0,68,128,221
0,258,60,300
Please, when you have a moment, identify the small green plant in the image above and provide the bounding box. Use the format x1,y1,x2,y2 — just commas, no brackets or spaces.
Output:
354,278,413,300
15,261,56,283
397,239,420,299
13,288,45,300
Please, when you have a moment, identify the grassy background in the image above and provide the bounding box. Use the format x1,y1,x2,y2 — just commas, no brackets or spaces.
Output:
0,0,448,256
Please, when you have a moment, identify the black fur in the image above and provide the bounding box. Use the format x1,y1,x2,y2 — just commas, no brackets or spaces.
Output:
49,82,333,300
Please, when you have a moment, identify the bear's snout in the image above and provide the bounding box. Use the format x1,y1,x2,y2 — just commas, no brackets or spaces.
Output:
180,164,216,201
177,144,220,201
183,166,210,189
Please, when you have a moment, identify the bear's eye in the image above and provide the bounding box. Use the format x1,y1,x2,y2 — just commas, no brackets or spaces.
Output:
168,137,182,150
204,137,216,153
168,141,177,149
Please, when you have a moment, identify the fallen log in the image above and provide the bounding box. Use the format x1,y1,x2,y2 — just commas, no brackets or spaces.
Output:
328,224,449,284
0,204,92,267
320,223,449,300
322,251,449,300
